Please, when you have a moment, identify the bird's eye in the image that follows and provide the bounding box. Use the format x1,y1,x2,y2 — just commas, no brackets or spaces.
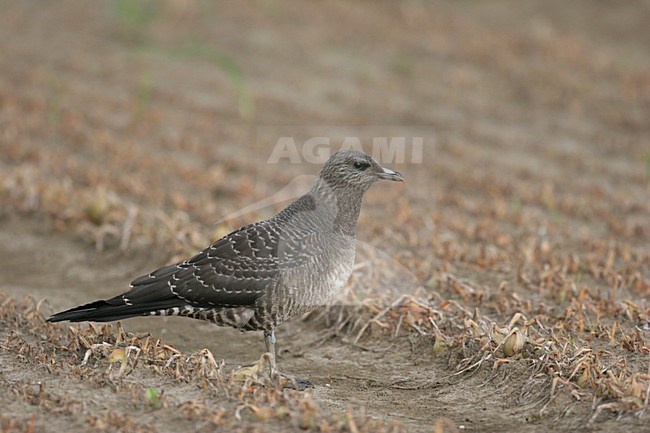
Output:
353,161,369,170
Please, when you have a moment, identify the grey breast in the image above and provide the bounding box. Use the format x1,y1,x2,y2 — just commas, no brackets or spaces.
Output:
271,230,355,321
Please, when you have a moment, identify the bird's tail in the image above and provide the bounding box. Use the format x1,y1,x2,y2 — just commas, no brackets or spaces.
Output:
47,296,181,323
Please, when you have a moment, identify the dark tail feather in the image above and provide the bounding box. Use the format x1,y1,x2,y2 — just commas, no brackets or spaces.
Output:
47,296,182,323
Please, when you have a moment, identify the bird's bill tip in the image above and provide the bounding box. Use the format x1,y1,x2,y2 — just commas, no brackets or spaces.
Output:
379,167,405,182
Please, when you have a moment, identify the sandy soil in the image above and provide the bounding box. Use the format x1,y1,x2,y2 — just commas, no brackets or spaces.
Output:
1,1,649,432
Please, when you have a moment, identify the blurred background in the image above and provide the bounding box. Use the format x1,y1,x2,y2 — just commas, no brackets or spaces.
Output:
1,0,649,323
1,0,648,257
1,0,649,311
1,1,649,431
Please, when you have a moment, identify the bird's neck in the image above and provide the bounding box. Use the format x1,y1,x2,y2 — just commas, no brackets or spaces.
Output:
308,177,365,236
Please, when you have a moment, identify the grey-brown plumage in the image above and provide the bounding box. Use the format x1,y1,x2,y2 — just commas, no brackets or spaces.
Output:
48,150,404,369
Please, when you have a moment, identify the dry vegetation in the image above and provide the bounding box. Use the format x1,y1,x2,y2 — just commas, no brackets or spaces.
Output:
1,295,402,433
1,1,649,432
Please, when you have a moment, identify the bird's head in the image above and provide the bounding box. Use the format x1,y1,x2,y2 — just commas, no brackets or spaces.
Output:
317,150,404,193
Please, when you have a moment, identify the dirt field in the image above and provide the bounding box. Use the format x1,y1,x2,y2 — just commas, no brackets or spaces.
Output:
1,1,649,432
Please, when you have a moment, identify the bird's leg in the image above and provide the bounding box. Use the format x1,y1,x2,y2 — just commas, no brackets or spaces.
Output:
263,329,312,390
264,329,277,375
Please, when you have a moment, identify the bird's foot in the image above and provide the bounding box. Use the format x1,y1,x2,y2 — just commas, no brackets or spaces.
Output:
230,353,273,383
230,353,312,390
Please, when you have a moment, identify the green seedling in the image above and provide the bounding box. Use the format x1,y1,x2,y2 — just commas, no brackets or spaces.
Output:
144,387,161,410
